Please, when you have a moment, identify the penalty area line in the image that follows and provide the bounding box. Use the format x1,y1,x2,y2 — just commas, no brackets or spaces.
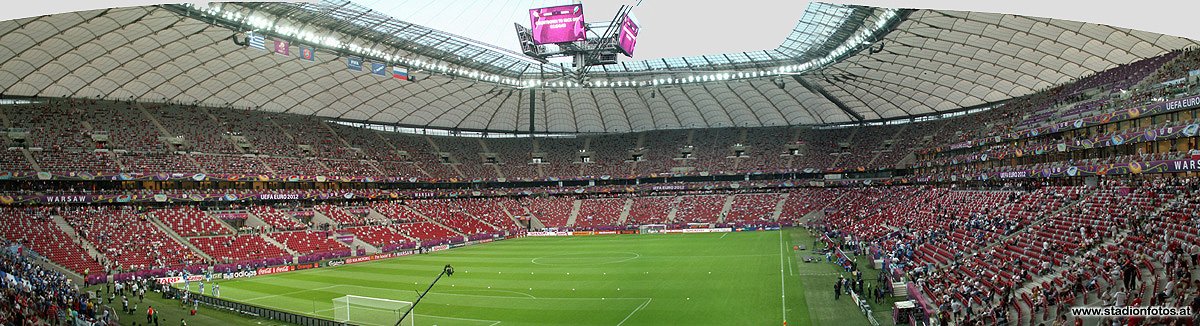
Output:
616,298,652,326
242,284,341,303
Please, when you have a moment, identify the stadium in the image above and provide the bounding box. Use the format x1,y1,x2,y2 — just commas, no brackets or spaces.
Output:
0,0,1199,325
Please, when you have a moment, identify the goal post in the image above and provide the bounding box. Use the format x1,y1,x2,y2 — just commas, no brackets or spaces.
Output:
332,295,415,326
639,224,668,234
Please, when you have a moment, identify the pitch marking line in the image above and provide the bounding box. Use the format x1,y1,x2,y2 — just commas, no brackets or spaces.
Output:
720,232,728,239
415,314,504,325
778,229,787,323
333,284,650,301
787,255,794,276
615,298,652,326
529,251,641,266
794,272,841,277
441,289,537,299
241,285,341,303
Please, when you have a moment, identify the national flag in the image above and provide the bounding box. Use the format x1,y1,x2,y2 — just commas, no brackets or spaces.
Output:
392,66,409,80
370,62,386,76
347,57,362,71
298,46,315,61
247,32,265,50
273,40,289,56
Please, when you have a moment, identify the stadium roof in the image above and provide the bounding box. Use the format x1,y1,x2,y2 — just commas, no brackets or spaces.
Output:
0,2,1196,133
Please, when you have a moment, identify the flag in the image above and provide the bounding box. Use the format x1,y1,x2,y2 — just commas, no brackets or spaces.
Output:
392,66,409,80
247,32,265,50
347,57,362,71
273,40,289,56
298,46,315,61
370,62,386,76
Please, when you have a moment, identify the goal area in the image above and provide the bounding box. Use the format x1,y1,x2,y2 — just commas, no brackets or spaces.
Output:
332,295,415,326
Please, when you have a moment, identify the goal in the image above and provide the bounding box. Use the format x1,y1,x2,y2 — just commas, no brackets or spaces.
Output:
332,295,415,326
638,224,668,234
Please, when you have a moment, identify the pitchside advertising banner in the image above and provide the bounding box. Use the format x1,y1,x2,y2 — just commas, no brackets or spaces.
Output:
255,265,293,276
658,228,733,234
529,4,586,44
155,274,205,285
528,229,744,236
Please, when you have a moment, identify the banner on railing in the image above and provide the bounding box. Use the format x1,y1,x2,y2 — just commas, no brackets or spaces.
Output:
926,94,1200,154
156,274,205,285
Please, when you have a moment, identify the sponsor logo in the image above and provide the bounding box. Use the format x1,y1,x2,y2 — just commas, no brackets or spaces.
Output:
155,275,206,285
998,171,1028,179
527,231,570,237
326,260,345,267
222,270,258,280
259,193,301,200
255,265,293,276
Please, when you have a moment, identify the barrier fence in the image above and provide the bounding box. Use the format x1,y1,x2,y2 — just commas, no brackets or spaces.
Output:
181,287,348,326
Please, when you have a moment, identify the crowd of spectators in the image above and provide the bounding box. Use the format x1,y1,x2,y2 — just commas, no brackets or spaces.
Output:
0,240,97,325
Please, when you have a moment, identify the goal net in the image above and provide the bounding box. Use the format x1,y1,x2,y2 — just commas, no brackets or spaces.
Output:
639,224,668,234
332,295,415,326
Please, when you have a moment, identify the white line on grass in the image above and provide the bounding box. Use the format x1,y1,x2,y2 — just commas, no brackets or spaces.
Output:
530,251,641,266
788,255,794,276
794,272,840,277
778,229,787,323
441,289,537,299
242,285,341,303
416,314,504,325
719,232,728,239
615,298,651,326
333,284,651,301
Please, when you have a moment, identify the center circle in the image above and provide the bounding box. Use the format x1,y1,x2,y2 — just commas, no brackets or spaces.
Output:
530,251,641,266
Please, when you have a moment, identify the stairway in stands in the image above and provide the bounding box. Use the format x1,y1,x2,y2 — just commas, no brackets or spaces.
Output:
144,213,214,261
50,214,106,267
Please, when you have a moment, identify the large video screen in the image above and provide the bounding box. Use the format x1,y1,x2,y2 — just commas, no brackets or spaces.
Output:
617,15,639,56
529,4,586,44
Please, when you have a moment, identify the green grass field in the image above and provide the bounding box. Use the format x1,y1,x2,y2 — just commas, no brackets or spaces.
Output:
162,228,897,326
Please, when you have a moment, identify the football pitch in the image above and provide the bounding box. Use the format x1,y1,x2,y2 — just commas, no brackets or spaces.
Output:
181,229,893,326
